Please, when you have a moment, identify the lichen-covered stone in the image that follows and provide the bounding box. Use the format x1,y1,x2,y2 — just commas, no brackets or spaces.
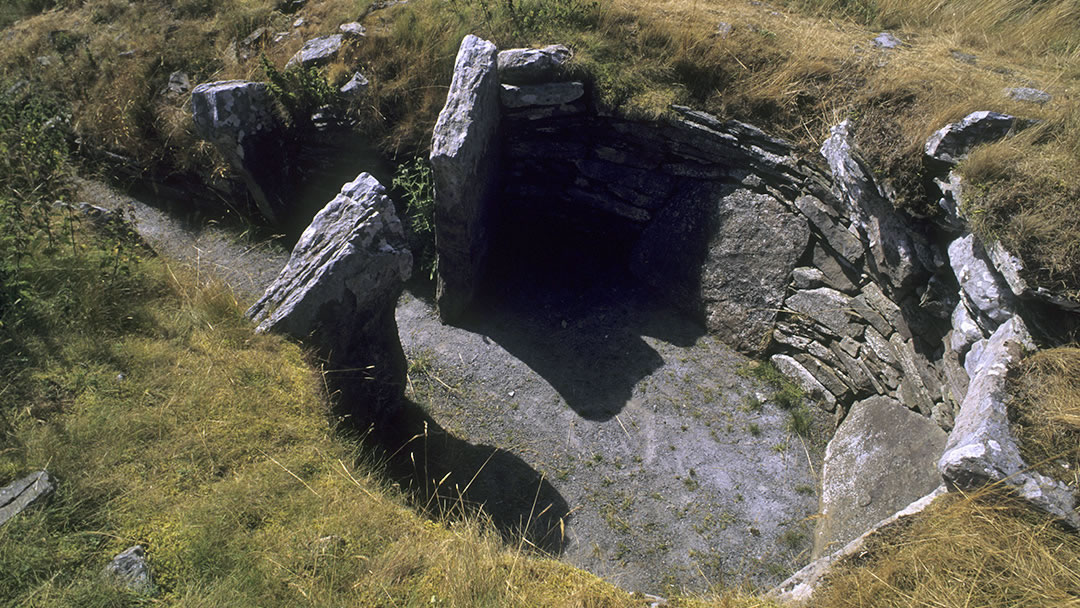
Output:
285,34,344,69
497,44,572,84
925,111,1026,166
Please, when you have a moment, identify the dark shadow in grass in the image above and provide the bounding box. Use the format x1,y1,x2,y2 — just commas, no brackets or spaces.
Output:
358,398,571,556
454,212,705,422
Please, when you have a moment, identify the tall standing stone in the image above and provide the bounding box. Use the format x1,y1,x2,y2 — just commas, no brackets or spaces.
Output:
430,35,501,322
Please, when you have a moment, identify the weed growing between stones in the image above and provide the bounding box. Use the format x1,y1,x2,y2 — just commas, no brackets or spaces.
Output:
738,361,814,438
391,156,438,280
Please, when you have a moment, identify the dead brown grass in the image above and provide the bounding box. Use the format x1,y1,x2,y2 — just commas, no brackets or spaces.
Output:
809,487,1080,608
1009,347,1080,490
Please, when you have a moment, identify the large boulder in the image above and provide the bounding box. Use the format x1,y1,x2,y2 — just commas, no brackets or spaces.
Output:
814,396,948,558
248,173,412,419
191,80,291,223
939,316,1080,528
431,35,501,322
633,187,810,353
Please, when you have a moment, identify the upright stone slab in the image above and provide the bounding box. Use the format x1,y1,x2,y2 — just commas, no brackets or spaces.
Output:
191,80,290,224
248,173,412,420
814,396,947,558
430,35,501,322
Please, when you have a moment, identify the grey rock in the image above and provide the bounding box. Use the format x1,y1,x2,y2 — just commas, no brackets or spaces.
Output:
941,332,970,407
821,121,925,291
948,234,1015,327
1006,87,1051,104
985,240,1028,298
791,267,826,290
794,353,851,400
716,22,734,39
949,299,984,354
810,242,859,294
829,340,874,393
872,32,902,48
814,396,947,558
0,471,54,526
951,50,977,64
285,34,343,69
772,354,836,410
634,188,810,353
293,16,305,28
190,80,289,223
497,44,572,85
241,27,268,48
431,35,501,322
888,333,938,414
162,71,191,98
849,293,891,338
862,326,898,369
794,195,864,263
104,545,154,594
339,22,366,37
248,173,412,419
860,282,909,339
939,316,1080,528
965,337,989,378
785,287,861,339
340,72,369,97
499,82,584,108
925,111,1028,166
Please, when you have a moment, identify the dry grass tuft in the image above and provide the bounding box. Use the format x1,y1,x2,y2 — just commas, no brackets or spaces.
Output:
810,486,1080,608
1009,347,1080,490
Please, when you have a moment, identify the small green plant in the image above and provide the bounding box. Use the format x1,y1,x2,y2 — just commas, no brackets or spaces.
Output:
391,156,437,280
261,56,338,130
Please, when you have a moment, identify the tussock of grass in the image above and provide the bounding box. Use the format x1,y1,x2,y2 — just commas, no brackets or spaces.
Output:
0,214,642,607
808,487,1080,608
1008,347,1080,490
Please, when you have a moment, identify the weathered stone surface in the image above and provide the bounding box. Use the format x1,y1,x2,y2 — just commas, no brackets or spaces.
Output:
772,487,947,605
0,470,54,526
860,282,908,339
810,242,859,294
1006,86,1051,104
634,188,809,353
499,82,584,108
814,396,947,558
497,45,572,84
248,173,412,418
821,121,925,292
104,545,154,594
872,32,901,48
794,195,864,263
924,111,1026,166
792,267,826,290
431,35,501,322
772,354,836,411
889,333,937,414
949,299,984,353
285,34,344,69
162,71,191,98
339,22,366,37
940,316,1080,527
794,353,851,400
340,72,369,97
849,293,891,337
785,288,861,339
190,80,289,223
948,234,1015,327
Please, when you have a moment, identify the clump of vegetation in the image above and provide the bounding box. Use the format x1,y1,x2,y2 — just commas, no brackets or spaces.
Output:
1007,346,1080,489
739,361,814,437
391,156,438,280
809,487,1080,607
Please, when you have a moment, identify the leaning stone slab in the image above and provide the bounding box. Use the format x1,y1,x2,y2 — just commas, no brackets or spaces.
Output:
497,44,572,84
285,34,344,68
821,121,925,292
191,80,289,223
925,111,1028,166
104,545,155,594
793,195,864,264
499,82,583,108
814,396,947,559
771,486,947,605
248,173,412,420
939,316,1080,528
0,470,54,526
431,35,501,322
948,233,1016,328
